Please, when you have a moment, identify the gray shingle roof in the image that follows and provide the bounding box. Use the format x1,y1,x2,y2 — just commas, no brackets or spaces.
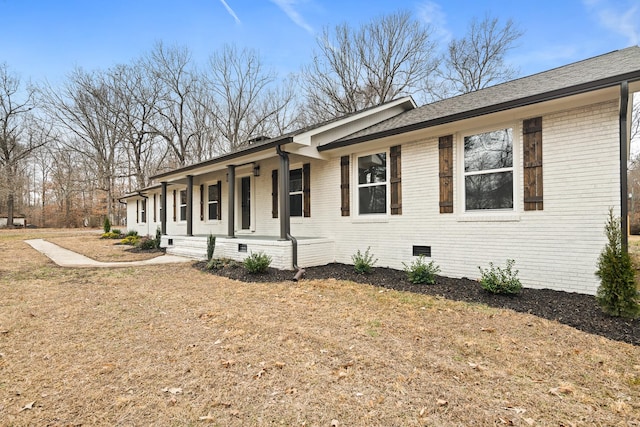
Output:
320,46,640,150
151,96,415,181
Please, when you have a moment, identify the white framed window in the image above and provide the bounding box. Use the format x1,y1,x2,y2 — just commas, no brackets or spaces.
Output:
208,183,219,220
179,189,187,221
140,199,146,223
463,128,514,211
357,152,387,215
289,168,303,217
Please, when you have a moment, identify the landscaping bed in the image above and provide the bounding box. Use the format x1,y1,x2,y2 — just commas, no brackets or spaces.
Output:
197,261,640,346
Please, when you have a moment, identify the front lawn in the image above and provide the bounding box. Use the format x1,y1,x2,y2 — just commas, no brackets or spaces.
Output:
0,230,638,425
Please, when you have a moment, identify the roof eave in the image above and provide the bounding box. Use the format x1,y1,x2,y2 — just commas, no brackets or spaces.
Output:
319,71,640,152
151,136,294,181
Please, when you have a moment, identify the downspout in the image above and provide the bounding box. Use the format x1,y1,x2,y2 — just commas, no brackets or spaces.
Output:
276,144,305,280
620,81,629,252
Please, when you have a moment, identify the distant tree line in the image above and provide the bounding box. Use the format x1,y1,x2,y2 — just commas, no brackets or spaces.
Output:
0,11,525,228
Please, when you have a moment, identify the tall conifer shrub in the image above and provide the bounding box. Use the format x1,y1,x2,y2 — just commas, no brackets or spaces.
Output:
595,209,639,318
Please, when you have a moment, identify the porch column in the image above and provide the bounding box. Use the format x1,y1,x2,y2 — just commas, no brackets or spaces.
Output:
160,181,167,235
187,175,193,236
227,165,235,238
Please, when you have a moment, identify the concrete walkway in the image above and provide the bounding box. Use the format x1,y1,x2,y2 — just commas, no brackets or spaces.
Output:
25,239,192,268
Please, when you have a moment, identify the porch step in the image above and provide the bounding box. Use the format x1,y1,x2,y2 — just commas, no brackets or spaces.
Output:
166,246,207,260
163,236,208,260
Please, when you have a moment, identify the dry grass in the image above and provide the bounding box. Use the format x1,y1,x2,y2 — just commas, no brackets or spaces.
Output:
0,229,639,426
46,229,162,262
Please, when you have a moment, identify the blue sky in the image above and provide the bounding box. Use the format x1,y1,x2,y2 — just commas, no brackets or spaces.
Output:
1,0,639,87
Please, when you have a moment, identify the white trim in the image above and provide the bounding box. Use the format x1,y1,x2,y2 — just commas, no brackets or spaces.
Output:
178,189,188,222
205,181,220,222
236,174,255,233
354,149,390,217
457,123,520,215
289,164,304,218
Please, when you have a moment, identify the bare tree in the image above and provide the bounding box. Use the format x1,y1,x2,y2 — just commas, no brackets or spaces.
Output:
144,42,201,167
188,83,220,162
0,63,52,227
632,95,639,143
432,15,523,98
49,144,85,227
110,62,166,188
31,144,54,226
40,68,124,221
302,11,438,119
206,44,296,152
265,76,305,135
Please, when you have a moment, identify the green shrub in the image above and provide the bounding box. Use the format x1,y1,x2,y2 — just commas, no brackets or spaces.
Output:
111,229,122,236
154,227,162,249
403,256,440,285
595,209,640,318
206,257,240,270
101,231,122,239
120,235,140,246
103,216,111,233
125,230,138,237
137,237,157,250
352,247,378,274
207,233,216,261
478,259,522,295
243,251,272,274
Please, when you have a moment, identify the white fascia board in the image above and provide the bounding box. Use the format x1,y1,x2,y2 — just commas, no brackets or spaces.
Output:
291,97,416,147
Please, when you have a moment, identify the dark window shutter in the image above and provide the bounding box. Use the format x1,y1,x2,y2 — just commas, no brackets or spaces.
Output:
439,135,454,213
172,190,176,222
390,145,402,215
199,184,204,221
271,169,278,218
303,163,311,217
340,156,350,216
217,180,222,220
523,117,543,211
153,194,157,222
136,199,139,223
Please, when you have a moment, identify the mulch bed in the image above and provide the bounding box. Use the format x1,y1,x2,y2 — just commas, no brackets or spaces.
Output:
196,262,640,346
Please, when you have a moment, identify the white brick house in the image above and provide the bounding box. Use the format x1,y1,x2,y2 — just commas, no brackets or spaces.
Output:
123,47,640,295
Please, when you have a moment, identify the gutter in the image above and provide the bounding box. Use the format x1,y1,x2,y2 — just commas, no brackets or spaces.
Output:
152,136,294,181
619,81,629,253
276,144,305,281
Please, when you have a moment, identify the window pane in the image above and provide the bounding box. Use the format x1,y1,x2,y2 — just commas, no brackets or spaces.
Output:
289,169,302,192
208,202,218,220
290,194,302,217
358,153,386,185
208,185,218,202
359,185,387,214
465,171,513,210
180,205,187,221
180,190,187,205
464,129,513,172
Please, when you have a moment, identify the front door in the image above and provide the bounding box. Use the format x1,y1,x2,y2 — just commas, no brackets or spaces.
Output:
241,176,251,230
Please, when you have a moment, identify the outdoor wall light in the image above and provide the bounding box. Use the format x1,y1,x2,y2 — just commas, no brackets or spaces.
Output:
253,163,260,177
